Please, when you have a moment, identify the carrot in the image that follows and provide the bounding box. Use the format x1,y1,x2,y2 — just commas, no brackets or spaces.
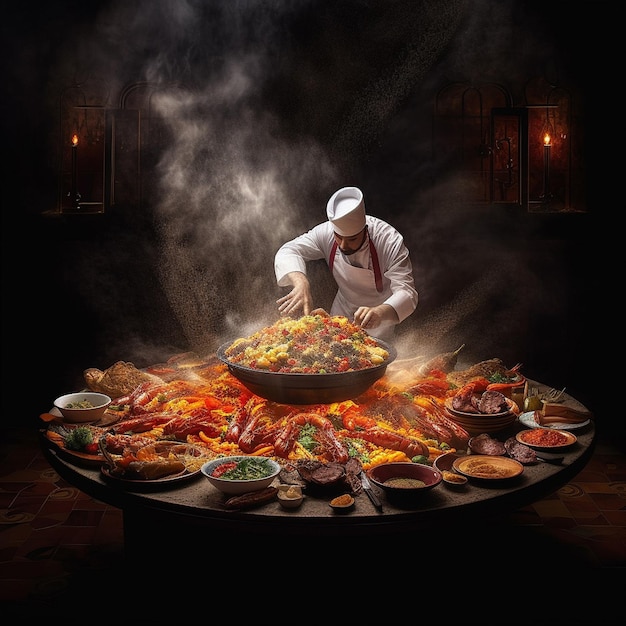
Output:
485,383,515,393
198,431,214,444
250,445,274,456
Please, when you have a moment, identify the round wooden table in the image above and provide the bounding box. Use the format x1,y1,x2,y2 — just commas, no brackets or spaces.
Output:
40,402,595,560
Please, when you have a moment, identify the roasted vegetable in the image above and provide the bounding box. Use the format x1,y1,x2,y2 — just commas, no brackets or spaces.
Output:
64,426,94,451
418,344,465,376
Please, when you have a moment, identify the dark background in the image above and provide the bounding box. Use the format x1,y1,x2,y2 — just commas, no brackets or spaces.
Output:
1,1,619,446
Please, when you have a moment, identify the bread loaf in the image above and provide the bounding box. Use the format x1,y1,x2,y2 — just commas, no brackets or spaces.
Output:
84,361,161,399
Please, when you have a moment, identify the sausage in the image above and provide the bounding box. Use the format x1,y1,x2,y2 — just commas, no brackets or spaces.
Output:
469,433,507,456
224,487,278,510
504,437,537,464
427,404,471,447
477,390,508,414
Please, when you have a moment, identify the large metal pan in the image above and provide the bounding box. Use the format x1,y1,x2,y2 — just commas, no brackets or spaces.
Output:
216,340,397,405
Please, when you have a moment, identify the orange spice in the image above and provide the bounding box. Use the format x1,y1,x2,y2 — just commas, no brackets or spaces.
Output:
331,494,353,506
522,428,569,446
443,470,466,484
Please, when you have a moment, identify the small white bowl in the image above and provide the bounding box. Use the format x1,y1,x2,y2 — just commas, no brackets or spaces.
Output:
53,392,112,423
277,484,304,509
200,456,281,495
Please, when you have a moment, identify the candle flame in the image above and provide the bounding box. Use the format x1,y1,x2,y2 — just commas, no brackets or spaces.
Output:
71,134,79,147
543,133,551,146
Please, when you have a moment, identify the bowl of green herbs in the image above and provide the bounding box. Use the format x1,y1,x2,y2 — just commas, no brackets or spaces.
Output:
200,456,281,495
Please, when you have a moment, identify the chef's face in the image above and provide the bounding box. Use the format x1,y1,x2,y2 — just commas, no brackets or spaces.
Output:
334,226,367,255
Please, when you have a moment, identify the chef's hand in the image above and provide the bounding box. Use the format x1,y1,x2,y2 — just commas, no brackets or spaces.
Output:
276,271,313,316
353,304,398,330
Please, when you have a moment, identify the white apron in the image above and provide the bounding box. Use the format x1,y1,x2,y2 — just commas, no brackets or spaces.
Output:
328,241,395,343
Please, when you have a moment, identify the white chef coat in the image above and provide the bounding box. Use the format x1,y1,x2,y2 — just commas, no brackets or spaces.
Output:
274,216,418,343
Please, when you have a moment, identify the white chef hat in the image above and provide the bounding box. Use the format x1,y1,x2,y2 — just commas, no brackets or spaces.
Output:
326,186,366,236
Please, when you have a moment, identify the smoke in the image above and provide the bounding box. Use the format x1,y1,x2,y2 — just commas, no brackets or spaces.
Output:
101,0,472,357
148,60,338,354
27,0,575,373
332,0,466,153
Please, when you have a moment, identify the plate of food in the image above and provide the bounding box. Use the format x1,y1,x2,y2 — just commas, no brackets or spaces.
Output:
515,428,577,451
100,464,203,488
444,398,518,435
518,411,591,431
452,455,524,481
42,422,111,467
100,440,213,489
444,396,517,419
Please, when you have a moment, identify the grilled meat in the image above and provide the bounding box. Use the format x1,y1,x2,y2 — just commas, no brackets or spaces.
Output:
447,358,516,387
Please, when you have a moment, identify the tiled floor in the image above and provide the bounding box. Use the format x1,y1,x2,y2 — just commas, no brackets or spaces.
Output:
1,425,625,620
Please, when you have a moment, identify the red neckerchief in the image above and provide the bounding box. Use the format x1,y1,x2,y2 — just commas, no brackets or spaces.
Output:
329,238,383,292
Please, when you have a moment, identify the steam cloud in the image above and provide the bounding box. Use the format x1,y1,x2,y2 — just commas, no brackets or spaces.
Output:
41,0,570,372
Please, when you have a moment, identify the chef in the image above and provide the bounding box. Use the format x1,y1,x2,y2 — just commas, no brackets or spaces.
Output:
274,186,418,343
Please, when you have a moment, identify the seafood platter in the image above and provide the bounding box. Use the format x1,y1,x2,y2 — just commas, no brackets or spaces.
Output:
41,314,593,506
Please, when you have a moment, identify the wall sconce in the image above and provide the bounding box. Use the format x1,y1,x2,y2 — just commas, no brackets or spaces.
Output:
539,103,557,206
541,131,552,204
57,82,107,214
69,134,81,210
